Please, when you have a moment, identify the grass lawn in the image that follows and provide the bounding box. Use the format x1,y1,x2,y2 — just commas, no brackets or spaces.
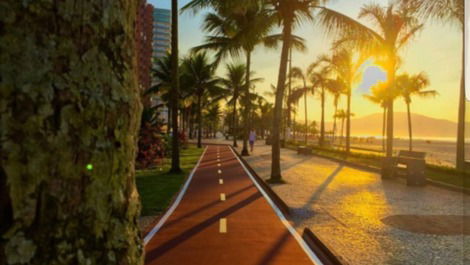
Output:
285,142,469,189
136,145,204,216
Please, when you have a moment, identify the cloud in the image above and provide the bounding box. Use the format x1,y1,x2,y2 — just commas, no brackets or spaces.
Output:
356,63,387,95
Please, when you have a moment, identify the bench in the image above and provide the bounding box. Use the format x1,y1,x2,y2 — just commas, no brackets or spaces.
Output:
392,150,426,186
297,146,312,155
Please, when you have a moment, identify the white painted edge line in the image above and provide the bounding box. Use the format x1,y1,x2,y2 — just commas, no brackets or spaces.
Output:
143,146,209,245
228,146,324,265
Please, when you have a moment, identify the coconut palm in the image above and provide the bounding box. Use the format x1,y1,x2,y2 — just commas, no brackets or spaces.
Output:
310,65,333,146
205,103,222,138
288,87,306,141
326,77,346,143
290,66,313,145
169,0,181,173
321,49,365,152
364,82,388,151
409,0,464,168
181,52,223,148
318,3,424,174
221,63,246,147
191,3,276,156
395,72,436,151
267,0,321,182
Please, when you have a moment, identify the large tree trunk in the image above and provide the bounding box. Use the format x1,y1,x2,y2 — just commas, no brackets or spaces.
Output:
241,50,252,156
197,94,203,148
271,18,292,182
407,102,413,151
456,38,465,171
170,0,181,173
320,87,325,146
0,1,143,264
345,87,351,153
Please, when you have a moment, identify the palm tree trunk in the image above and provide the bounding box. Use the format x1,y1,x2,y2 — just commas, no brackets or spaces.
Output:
407,102,413,151
341,117,345,148
333,104,337,144
271,18,292,181
1,1,143,263
170,0,181,173
382,106,386,152
304,83,308,145
197,94,202,148
320,87,325,146
241,50,252,156
167,105,172,134
287,47,293,133
345,87,351,153
232,91,239,147
293,109,297,142
456,38,465,170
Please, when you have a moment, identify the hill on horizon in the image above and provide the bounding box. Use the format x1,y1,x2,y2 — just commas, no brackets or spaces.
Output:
325,112,457,139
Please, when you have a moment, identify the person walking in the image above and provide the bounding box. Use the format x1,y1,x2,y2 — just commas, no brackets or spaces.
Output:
249,129,256,153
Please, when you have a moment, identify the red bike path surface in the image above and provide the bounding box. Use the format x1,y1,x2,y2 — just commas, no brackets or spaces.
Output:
144,145,322,265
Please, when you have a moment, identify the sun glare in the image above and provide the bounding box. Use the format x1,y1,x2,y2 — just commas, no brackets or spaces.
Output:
357,60,388,94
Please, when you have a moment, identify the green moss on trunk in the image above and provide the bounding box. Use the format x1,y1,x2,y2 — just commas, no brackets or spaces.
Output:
0,1,143,264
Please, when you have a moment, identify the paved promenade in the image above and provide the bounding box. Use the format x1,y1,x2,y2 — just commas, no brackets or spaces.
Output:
231,141,469,265
144,145,320,265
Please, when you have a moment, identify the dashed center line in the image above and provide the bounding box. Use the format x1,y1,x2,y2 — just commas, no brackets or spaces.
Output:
220,193,226,201
219,179,223,184
219,218,227,233
217,163,221,167
218,169,222,174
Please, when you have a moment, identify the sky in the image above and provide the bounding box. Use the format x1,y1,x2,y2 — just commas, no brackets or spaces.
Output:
149,0,463,124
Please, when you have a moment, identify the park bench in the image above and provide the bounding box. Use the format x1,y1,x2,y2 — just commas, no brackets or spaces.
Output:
297,146,312,155
392,150,426,186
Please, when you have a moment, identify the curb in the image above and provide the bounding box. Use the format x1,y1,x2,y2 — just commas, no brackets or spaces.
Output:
232,145,349,265
302,228,348,265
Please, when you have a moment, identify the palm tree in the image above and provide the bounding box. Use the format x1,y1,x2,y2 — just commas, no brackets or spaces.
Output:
181,52,222,148
267,0,320,182
288,87,305,142
221,63,246,147
290,66,313,145
326,77,346,143
310,65,333,146
318,3,424,175
364,82,388,151
170,0,181,173
191,2,276,156
149,54,178,133
205,103,222,138
321,49,364,153
410,0,464,169
396,72,436,151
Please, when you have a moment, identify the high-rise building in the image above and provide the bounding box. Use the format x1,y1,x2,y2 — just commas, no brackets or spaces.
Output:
135,1,154,93
151,8,172,126
152,8,171,60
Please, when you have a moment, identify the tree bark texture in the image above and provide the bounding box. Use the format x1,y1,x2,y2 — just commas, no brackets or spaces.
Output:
0,1,143,264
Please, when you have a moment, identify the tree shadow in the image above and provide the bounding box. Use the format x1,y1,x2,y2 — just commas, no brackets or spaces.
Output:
145,192,262,262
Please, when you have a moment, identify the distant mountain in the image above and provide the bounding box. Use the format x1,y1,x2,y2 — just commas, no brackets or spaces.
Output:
325,112,458,138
